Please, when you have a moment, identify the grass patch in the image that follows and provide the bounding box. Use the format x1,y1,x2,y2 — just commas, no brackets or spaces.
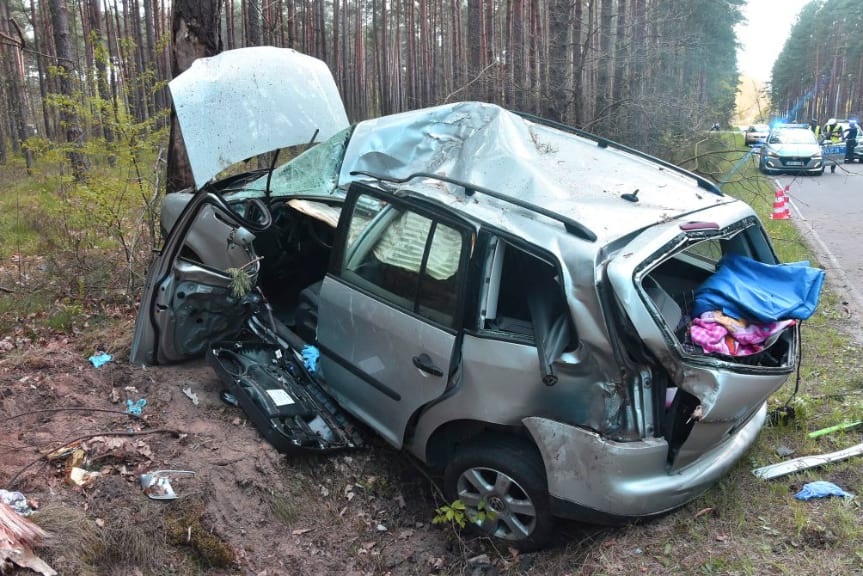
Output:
165,502,236,569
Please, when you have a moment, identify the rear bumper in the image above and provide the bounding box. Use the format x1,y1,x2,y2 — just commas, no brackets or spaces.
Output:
523,404,766,519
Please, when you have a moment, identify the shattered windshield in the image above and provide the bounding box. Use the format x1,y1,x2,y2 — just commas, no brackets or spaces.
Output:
234,126,352,200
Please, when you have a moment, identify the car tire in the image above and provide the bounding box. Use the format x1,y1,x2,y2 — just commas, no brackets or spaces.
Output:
443,436,554,551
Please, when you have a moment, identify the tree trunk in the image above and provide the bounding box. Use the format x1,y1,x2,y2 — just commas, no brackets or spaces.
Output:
418,0,430,107
612,0,628,134
1,0,36,170
0,111,6,164
166,0,222,193
224,0,235,48
130,0,150,121
87,0,115,147
49,0,88,180
467,0,481,100
406,0,417,106
246,0,260,45
26,0,53,138
545,0,570,122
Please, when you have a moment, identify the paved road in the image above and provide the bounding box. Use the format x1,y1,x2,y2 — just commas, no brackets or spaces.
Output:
776,161,863,314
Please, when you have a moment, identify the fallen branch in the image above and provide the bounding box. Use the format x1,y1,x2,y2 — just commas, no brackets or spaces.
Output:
3,428,184,489
4,407,132,422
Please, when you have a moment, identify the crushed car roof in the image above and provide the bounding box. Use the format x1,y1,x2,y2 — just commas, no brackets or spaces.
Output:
339,102,732,243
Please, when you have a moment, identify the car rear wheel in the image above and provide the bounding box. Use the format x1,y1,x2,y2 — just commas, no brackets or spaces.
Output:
443,436,554,551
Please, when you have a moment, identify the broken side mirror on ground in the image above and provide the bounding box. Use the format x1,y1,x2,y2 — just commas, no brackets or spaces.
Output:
139,470,197,500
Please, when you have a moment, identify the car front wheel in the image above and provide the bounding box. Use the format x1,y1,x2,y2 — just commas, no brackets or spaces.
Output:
443,437,554,551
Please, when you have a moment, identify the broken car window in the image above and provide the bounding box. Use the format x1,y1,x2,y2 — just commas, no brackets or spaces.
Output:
241,126,352,199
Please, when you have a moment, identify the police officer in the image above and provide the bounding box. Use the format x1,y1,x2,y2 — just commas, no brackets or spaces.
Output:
844,121,858,163
823,118,840,142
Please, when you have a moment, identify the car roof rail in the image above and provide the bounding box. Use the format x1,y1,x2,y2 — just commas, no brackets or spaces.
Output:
350,170,598,242
514,111,724,197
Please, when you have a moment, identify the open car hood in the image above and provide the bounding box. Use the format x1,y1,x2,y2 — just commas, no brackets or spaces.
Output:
170,46,349,189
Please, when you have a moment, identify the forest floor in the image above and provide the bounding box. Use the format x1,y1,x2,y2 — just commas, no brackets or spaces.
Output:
0,317,465,576
1,306,616,576
2,285,863,576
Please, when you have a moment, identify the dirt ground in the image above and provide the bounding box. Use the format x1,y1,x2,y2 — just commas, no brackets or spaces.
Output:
1,326,520,576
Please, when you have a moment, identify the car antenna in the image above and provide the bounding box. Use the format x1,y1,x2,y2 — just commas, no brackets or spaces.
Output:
265,128,320,198
621,188,639,203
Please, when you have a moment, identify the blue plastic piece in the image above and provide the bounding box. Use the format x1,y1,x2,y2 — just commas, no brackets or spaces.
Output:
89,352,113,368
794,481,854,501
126,398,147,417
301,345,320,374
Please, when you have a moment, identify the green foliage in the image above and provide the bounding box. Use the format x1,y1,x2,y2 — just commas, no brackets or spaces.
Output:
432,498,497,531
433,499,468,529
0,63,168,337
227,267,254,299
615,0,745,154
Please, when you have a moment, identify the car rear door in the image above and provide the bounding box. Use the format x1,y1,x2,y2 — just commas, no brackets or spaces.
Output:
315,185,475,448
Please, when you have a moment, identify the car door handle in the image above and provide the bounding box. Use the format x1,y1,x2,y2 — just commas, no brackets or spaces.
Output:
412,353,443,377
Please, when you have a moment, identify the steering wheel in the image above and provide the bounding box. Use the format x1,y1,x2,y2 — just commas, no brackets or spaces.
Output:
231,198,273,232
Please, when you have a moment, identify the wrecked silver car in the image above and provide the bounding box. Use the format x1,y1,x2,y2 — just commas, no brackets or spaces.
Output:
132,47,810,550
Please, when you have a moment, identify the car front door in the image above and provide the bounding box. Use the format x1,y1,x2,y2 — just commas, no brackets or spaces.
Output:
315,185,474,448
130,190,269,365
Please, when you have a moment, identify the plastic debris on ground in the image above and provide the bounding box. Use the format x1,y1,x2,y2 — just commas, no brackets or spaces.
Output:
794,481,854,501
126,398,147,416
807,420,863,438
67,467,102,487
220,391,239,406
301,345,320,373
182,386,200,405
0,491,34,517
753,442,863,480
0,500,58,575
88,352,113,368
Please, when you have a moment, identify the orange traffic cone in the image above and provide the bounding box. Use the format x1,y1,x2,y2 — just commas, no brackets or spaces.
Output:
771,186,790,220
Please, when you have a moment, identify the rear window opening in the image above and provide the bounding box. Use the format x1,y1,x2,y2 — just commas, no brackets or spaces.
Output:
641,232,795,369
478,240,577,351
